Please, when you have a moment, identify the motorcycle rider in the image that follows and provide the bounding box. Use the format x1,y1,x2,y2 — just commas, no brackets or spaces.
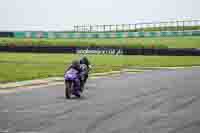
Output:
64,60,82,97
79,56,91,88
80,56,91,68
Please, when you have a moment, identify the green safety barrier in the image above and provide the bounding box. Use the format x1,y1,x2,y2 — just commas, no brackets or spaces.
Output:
13,31,200,39
192,31,200,36
14,32,26,38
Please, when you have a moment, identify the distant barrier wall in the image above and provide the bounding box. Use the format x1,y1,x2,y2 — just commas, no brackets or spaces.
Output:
0,32,14,37
1,46,200,56
12,31,200,39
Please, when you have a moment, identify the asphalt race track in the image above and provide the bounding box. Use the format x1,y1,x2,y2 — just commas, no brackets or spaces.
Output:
0,68,200,133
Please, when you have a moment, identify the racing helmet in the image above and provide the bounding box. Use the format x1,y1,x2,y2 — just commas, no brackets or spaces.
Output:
80,56,89,64
71,60,80,68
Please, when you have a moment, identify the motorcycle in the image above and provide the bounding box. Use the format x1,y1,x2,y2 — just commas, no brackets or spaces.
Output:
64,68,81,99
64,64,92,99
80,64,92,91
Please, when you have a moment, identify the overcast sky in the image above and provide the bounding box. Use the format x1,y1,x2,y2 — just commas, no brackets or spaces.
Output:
0,0,199,31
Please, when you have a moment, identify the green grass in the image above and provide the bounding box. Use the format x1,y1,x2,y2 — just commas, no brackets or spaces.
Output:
1,36,200,48
0,52,200,83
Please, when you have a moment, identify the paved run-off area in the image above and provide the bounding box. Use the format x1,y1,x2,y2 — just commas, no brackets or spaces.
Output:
0,68,200,133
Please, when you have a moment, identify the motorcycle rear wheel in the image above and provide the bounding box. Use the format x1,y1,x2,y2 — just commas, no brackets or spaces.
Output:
65,80,73,99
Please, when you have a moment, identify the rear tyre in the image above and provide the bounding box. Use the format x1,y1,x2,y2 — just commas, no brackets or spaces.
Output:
80,80,84,93
65,80,71,99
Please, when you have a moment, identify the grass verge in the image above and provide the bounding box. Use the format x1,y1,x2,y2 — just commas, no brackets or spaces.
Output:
0,52,200,83
1,36,200,48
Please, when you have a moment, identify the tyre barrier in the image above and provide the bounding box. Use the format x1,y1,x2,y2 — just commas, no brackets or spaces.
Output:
0,32,14,37
123,48,200,56
0,46,200,56
0,46,76,53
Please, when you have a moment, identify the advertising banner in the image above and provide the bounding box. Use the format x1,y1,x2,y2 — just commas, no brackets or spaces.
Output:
76,47,124,55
